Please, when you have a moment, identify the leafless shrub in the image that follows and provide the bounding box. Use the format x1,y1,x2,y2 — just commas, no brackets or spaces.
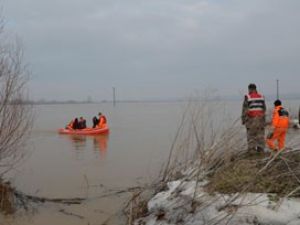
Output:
0,23,32,177
0,17,33,213
162,93,247,183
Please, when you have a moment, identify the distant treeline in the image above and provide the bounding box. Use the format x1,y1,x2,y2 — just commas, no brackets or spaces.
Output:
23,100,97,105
11,93,300,105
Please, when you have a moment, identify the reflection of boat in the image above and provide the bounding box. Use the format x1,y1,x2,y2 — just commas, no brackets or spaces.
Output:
58,125,109,135
60,132,109,158
68,135,87,150
93,134,109,153
69,134,87,144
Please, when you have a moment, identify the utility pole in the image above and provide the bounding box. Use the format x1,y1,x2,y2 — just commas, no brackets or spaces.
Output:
113,87,116,106
298,105,300,125
276,79,279,99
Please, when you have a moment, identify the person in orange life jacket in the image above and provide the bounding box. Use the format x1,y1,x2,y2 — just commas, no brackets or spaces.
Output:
266,99,289,151
97,112,107,128
241,83,266,152
66,118,79,129
66,119,74,129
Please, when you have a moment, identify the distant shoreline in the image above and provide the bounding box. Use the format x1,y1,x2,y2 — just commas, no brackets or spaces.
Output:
25,96,300,106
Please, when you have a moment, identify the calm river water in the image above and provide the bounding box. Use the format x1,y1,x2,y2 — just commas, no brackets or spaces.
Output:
3,102,185,225
2,100,300,225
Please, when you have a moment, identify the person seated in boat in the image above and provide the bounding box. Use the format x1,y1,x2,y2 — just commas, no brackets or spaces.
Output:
78,117,87,129
96,112,107,129
92,116,99,128
65,119,74,129
72,118,80,129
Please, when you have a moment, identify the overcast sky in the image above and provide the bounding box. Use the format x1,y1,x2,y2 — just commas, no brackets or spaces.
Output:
3,0,300,101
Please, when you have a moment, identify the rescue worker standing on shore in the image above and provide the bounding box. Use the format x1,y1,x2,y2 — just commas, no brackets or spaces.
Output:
242,83,266,152
266,100,289,151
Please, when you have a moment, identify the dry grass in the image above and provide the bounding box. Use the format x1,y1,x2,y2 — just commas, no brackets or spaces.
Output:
141,94,300,224
161,94,300,196
162,94,248,184
128,94,300,224
206,151,300,196
124,188,154,225
0,180,14,215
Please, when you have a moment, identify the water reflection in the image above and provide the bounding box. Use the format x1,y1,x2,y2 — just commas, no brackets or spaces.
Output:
60,134,109,158
68,135,87,150
93,135,109,158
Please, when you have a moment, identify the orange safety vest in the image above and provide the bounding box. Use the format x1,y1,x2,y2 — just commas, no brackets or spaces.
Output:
246,92,265,117
66,120,74,129
98,115,107,127
272,106,289,128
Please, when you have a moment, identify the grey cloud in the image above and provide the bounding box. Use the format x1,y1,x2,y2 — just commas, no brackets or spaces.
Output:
3,0,300,100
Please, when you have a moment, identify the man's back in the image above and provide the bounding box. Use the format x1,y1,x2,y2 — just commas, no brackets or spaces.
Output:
242,90,266,128
242,83,266,152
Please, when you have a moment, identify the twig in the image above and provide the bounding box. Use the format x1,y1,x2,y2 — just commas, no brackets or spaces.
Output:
59,209,85,220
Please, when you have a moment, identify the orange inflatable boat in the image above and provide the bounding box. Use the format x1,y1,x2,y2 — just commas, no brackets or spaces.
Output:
58,125,109,135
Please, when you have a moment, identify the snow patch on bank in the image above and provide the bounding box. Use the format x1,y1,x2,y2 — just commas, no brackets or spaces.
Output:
135,180,300,225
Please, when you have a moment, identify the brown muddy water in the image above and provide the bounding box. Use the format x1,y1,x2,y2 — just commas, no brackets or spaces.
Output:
1,102,185,225
1,100,300,225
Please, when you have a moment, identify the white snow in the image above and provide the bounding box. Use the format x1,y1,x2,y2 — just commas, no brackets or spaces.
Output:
135,180,300,225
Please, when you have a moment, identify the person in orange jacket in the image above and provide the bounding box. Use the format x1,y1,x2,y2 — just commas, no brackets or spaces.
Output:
65,119,74,129
65,118,80,130
97,112,107,128
266,99,289,151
